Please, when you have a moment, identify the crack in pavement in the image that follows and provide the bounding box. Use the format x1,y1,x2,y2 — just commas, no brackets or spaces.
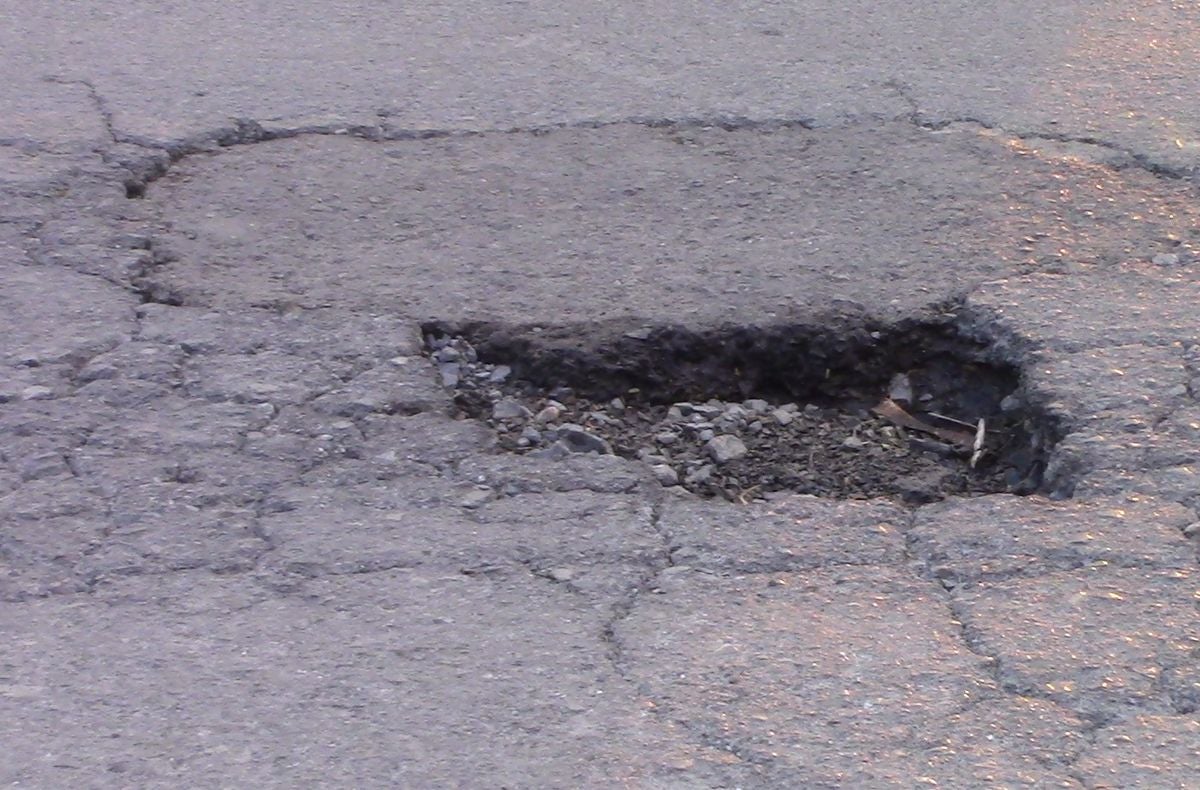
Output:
89,95,1198,202
43,75,119,147
6,79,1200,785
886,79,1199,182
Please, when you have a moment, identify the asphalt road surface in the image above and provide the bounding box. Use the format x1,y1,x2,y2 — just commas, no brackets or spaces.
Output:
2,2,1199,787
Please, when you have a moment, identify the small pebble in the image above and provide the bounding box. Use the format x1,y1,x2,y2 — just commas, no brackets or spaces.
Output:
21,386,54,401
459,487,493,509
534,405,561,424
888,373,913,405
530,442,570,461
557,424,612,454
493,398,531,420
651,464,680,486
772,408,794,426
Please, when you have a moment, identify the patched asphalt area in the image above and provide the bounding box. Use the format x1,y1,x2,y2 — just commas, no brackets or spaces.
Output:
2,117,1200,787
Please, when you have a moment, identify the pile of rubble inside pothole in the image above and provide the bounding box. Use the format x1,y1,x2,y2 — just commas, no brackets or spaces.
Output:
426,333,1040,504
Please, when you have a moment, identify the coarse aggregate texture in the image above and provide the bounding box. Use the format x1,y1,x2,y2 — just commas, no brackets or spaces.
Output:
3,2,1200,786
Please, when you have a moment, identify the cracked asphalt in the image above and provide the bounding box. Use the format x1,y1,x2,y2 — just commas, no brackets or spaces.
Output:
2,2,1200,787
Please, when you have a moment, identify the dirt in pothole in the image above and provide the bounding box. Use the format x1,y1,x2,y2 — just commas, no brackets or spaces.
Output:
424,325,1052,505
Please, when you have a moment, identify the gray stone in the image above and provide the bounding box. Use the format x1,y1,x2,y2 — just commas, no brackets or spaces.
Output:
488,365,512,383
1152,252,1180,266
706,435,747,464
651,464,680,487
723,404,748,420
459,487,494,509
77,361,119,383
771,408,795,426
529,441,570,461
888,372,914,405
492,398,532,421
20,453,68,482
534,405,561,424
654,431,678,445
557,424,612,455
20,386,54,401
743,399,769,414
676,402,722,419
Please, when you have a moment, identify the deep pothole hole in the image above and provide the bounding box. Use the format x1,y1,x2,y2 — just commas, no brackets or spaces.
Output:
423,318,1064,504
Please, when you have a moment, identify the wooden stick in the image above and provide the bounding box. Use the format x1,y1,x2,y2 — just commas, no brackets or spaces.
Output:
871,398,975,448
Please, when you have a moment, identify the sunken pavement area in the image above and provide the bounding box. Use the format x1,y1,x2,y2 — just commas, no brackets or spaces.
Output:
3,110,1200,785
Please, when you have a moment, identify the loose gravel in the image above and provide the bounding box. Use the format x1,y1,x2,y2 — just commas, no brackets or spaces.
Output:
427,333,1040,503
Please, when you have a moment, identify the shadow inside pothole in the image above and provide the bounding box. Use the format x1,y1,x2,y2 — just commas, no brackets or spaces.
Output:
422,315,1065,504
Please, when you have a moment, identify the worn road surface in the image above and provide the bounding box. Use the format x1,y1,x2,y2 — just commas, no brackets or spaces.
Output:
2,2,1200,787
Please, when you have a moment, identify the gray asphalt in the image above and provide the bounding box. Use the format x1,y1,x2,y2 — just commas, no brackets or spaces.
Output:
2,2,1199,787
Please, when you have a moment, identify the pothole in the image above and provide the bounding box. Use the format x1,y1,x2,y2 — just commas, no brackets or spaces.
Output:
423,316,1063,504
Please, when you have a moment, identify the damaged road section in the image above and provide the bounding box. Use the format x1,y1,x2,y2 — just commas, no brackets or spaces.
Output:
424,312,1063,503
